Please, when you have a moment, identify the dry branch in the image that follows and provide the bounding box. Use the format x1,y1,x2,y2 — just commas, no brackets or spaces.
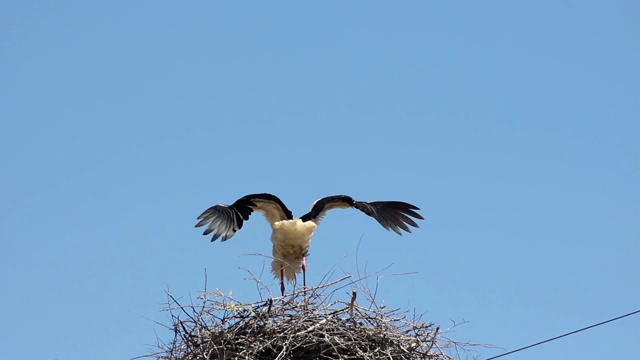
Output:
140,274,483,360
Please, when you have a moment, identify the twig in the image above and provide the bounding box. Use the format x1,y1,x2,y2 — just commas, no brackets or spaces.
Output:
141,269,487,360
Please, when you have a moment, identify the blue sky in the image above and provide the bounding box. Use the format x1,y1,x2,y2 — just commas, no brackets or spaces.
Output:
1,1,638,359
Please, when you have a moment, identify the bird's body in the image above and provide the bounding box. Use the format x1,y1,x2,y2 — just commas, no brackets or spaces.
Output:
270,219,316,283
195,193,423,295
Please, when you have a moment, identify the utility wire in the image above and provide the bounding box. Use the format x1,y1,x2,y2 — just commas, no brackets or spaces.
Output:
485,309,640,360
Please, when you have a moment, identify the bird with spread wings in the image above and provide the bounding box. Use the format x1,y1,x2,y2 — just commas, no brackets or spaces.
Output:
195,193,424,296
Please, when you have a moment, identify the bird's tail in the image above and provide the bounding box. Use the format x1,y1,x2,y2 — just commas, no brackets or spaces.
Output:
271,258,301,284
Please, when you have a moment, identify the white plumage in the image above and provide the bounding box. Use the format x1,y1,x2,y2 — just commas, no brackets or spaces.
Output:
270,219,317,283
195,193,423,295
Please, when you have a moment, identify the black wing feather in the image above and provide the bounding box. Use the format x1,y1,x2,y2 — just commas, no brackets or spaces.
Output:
300,195,424,235
195,197,255,242
195,193,293,242
300,195,355,222
353,200,424,235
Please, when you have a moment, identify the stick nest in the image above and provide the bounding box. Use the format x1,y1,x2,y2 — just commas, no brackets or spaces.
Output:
143,274,480,360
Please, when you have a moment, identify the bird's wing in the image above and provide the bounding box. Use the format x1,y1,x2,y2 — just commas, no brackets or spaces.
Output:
195,193,293,241
299,195,424,235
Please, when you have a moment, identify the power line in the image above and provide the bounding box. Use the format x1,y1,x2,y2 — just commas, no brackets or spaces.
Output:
485,309,640,360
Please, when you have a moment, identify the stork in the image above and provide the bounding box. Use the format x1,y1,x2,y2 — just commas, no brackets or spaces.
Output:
195,193,424,296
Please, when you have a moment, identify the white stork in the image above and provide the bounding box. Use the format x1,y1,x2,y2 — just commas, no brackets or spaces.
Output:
195,193,424,296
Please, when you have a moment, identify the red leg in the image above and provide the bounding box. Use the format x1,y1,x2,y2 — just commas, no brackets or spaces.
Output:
301,256,307,289
280,263,285,296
